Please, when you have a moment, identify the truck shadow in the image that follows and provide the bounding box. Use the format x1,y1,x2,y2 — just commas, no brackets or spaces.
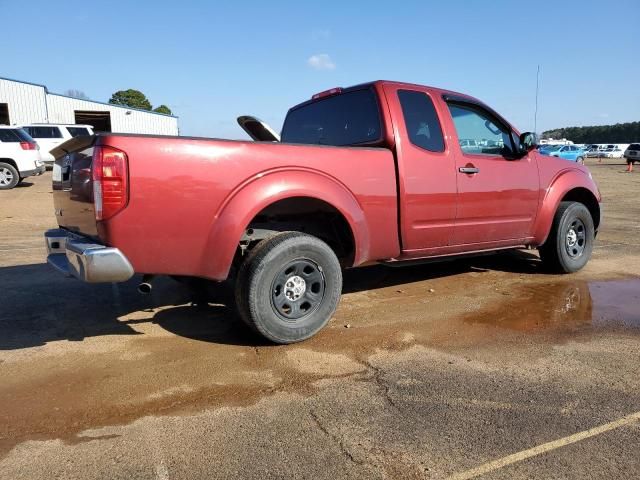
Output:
0,250,543,350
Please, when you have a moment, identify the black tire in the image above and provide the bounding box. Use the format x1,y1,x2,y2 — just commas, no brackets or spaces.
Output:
576,156,584,164
235,231,342,344
0,162,19,190
539,201,594,273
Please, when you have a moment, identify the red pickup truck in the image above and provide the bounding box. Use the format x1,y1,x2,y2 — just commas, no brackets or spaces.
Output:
46,81,601,343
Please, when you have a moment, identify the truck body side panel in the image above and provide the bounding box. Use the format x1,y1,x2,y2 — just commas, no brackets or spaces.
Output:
95,135,400,280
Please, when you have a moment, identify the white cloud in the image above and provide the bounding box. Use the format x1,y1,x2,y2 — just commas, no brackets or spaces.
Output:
307,54,336,71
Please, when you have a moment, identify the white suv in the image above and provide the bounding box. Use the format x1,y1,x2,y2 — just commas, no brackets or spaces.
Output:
0,126,45,190
22,124,94,167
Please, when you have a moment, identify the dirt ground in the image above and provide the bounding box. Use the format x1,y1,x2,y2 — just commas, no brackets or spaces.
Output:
0,158,638,479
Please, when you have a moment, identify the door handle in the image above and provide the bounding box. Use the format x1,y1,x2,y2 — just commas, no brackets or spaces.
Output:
459,166,479,174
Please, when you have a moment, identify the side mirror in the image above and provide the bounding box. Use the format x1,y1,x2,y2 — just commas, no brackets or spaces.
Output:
518,132,538,155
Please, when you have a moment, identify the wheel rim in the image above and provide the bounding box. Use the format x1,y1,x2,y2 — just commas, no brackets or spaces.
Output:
0,167,14,186
271,258,326,321
565,218,587,258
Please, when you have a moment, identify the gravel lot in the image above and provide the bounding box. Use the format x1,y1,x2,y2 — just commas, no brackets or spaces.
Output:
0,159,638,479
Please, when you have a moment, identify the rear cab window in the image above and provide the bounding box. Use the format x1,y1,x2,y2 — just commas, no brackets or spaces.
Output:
23,126,63,139
397,90,445,152
281,88,383,146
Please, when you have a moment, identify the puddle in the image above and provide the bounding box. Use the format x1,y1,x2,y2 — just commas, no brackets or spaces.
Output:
590,279,640,329
465,278,640,333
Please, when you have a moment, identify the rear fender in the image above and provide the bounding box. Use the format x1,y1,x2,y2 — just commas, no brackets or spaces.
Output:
533,169,601,245
200,168,368,280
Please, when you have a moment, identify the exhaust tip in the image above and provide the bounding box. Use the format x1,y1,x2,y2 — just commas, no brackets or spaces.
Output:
138,282,152,294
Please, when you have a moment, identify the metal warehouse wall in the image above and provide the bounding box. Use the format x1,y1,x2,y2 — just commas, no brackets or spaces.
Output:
0,78,48,124
1,77,179,135
46,94,178,135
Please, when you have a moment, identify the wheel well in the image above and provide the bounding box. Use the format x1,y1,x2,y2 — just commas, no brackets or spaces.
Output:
242,197,356,267
0,158,18,171
561,188,600,230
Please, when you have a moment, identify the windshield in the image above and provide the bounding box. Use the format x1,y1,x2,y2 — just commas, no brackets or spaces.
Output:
281,88,382,146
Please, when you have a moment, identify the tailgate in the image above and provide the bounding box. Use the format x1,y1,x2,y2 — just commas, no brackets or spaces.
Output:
51,136,99,239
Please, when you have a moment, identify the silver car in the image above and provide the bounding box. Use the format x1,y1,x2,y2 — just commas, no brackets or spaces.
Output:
624,143,640,163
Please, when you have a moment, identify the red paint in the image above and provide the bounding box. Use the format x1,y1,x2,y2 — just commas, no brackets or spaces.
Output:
83,81,600,280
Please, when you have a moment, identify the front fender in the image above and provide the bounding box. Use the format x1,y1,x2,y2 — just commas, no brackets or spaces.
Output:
533,168,601,245
199,168,370,280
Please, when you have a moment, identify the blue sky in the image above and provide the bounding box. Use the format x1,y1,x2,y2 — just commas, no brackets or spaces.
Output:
2,0,638,138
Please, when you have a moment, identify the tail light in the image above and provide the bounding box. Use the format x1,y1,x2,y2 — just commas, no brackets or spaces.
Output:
20,141,37,150
92,146,129,221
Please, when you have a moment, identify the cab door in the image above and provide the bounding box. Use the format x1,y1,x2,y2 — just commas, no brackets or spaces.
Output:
442,99,540,245
382,84,457,252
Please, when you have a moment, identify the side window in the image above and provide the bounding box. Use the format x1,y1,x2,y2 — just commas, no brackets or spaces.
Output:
397,90,445,152
447,103,515,157
24,126,63,139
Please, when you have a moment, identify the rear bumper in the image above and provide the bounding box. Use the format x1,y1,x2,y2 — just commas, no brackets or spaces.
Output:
21,165,46,177
45,228,134,283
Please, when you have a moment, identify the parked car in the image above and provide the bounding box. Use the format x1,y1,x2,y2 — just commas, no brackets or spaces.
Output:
586,145,607,158
45,80,601,343
624,143,640,163
540,144,586,163
22,124,94,167
601,145,626,158
0,126,45,189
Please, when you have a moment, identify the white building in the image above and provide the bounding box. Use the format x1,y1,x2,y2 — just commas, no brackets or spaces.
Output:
0,77,178,135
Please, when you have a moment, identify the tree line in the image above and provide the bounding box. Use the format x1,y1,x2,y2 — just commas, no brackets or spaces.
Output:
64,88,173,115
542,121,640,144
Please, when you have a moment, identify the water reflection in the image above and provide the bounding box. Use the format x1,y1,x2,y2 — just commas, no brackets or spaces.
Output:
466,278,640,333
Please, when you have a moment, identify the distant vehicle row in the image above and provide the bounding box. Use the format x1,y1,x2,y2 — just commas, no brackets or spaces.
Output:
536,143,635,163
581,144,628,159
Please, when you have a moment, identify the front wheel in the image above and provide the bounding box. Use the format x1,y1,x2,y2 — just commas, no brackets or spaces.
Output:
576,156,584,164
539,201,595,273
235,232,342,344
0,162,19,190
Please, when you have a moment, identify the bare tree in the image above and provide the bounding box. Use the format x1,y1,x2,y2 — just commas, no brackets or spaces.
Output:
64,89,89,100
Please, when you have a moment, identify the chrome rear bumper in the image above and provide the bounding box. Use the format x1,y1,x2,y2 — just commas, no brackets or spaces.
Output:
45,229,134,283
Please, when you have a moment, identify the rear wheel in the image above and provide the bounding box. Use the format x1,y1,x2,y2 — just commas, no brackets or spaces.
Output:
0,162,19,190
539,201,594,273
235,231,342,344
576,156,584,164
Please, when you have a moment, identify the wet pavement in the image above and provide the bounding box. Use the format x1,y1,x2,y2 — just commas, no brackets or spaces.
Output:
1,164,639,479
